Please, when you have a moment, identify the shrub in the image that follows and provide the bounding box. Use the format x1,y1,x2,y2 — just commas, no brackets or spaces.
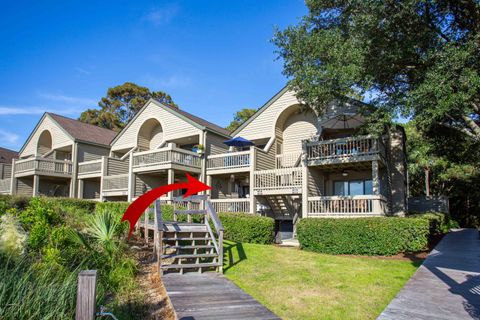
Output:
297,217,431,256
45,197,96,212
218,213,275,244
407,212,459,234
0,195,31,215
0,215,27,258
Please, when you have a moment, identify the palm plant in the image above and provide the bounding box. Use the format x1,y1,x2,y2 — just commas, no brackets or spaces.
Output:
68,210,122,266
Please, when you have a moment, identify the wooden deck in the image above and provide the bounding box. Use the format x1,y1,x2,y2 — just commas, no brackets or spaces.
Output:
378,229,480,320
162,273,280,320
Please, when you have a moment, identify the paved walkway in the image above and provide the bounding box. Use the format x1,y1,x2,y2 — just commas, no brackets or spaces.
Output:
378,229,480,320
162,273,280,320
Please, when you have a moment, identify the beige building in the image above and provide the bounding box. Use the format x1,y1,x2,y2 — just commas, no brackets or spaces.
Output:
206,87,407,240
0,87,407,241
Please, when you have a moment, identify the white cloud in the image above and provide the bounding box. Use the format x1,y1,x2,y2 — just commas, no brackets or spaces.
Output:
37,92,96,106
0,129,20,147
0,105,83,116
75,67,91,75
142,4,179,26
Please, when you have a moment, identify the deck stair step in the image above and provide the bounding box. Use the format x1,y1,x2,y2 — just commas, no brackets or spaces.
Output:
161,262,221,270
164,244,215,250
140,195,224,275
161,253,217,259
162,222,207,232
163,237,211,241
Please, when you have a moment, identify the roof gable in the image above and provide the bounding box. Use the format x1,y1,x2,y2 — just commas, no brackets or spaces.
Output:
48,113,117,146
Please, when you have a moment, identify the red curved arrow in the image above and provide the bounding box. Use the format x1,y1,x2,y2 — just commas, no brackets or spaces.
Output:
121,173,211,239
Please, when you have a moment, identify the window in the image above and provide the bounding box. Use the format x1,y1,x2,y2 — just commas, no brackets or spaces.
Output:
333,179,374,196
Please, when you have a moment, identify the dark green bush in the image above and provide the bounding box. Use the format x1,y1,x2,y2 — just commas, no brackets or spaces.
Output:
218,213,275,244
45,197,96,212
0,195,31,214
407,212,459,233
297,217,431,256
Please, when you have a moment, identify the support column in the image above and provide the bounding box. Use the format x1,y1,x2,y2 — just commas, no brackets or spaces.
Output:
127,153,134,202
372,160,381,214
77,179,84,199
167,169,174,199
33,174,39,197
301,165,308,219
372,160,380,195
10,159,16,196
99,156,107,202
249,148,256,214
206,175,212,198
70,142,78,198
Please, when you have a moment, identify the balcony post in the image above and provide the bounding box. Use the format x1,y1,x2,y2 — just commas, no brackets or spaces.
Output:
70,142,78,198
372,160,380,195
167,169,174,200
33,174,39,197
372,160,381,214
249,148,256,214
127,153,134,202
10,159,16,196
99,157,105,201
77,179,84,199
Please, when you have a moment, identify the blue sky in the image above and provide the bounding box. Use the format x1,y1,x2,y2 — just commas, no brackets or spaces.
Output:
0,1,307,151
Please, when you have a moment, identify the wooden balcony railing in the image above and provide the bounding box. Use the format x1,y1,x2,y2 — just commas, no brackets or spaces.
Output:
211,198,250,213
78,159,102,176
275,152,301,168
307,195,388,216
132,146,201,170
0,178,11,193
253,167,303,195
207,150,251,171
305,135,385,163
14,157,73,176
102,174,129,191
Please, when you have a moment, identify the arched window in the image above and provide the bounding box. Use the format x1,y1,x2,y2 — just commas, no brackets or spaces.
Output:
137,119,163,151
37,130,52,155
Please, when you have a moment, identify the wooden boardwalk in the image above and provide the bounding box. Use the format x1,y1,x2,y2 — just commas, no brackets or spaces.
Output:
162,273,280,320
378,229,480,320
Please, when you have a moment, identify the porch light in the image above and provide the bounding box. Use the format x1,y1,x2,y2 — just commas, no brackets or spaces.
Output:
342,171,348,177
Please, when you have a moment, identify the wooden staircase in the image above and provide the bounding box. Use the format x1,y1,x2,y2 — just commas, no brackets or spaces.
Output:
138,195,224,275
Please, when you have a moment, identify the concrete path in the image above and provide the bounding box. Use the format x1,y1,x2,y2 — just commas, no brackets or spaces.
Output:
162,273,280,320
378,229,480,320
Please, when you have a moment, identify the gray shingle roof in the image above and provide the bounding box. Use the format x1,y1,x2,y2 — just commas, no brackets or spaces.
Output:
0,147,18,164
48,113,117,146
171,107,230,136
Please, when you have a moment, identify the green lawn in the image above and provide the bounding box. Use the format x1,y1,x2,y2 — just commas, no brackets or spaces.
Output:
222,241,419,320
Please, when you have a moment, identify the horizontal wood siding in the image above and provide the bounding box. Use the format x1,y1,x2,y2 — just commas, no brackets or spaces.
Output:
0,164,12,179
112,101,201,152
282,111,317,154
308,168,323,196
16,177,33,196
206,132,229,155
77,143,110,162
106,158,129,176
255,147,276,170
21,115,73,157
83,180,100,199
237,90,300,140
134,174,168,198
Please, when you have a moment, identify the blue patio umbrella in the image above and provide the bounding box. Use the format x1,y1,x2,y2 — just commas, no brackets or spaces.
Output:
224,136,254,147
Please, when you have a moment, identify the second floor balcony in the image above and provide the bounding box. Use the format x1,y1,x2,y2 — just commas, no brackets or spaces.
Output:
207,150,252,174
14,157,73,178
132,145,201,173
305,135,386,167
78,159,103,178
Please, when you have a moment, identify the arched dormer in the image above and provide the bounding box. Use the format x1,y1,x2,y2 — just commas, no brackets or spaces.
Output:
274,104,318,154
137,118,163,151
37,130,52,156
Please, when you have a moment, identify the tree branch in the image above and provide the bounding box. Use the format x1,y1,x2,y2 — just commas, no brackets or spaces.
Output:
461,114,480,139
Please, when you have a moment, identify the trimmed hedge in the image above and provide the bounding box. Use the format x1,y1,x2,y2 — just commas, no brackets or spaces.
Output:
218,212,275,244
407,212,459,234
297,217,431,256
